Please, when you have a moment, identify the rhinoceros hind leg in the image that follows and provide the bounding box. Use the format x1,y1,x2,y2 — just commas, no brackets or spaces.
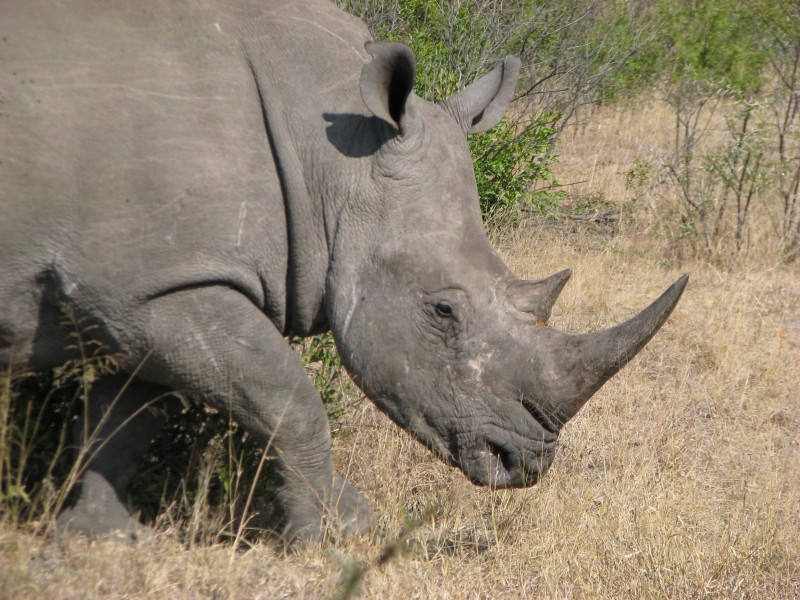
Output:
57,376,175,541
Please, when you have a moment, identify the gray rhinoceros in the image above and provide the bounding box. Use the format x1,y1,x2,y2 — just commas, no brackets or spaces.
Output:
0,0,687,542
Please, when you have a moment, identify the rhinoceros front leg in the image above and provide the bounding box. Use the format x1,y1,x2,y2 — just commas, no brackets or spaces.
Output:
137,286,372,543
57,376,176,540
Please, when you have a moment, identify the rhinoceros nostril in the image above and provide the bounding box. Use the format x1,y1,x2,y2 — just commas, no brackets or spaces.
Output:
485,441,508,467
482,441,516,485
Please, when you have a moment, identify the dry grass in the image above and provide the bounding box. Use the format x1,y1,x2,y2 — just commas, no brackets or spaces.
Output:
550,97,791,266
1,102,799,599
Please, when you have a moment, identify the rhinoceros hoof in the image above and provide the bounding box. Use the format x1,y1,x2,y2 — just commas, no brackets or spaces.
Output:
283,476,374,544
331,476,374,537
56,505,149,544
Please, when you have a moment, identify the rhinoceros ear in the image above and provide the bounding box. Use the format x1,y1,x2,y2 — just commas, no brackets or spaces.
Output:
361,42,417,133
439,56,521,134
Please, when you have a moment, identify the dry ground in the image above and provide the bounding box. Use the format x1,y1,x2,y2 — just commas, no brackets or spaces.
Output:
1,101,798,599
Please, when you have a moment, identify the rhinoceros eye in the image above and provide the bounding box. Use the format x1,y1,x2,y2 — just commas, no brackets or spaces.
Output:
423,292,468,342
435,302,453,318
423,290,468,335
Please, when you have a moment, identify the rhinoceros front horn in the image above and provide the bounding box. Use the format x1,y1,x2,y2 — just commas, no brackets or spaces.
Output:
528,274,688,427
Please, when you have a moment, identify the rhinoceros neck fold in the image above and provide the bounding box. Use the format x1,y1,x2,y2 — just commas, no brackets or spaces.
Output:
241,18,372,336
241,9,391,338
245,60,328,336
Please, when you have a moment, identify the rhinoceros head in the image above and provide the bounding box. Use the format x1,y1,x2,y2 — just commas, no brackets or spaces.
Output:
327,42,687,488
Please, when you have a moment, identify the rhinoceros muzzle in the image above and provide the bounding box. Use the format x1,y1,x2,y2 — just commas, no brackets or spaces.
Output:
459,437,557,488
458,273,689,488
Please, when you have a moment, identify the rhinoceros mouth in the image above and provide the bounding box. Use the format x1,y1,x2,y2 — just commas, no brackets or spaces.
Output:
476,442,517,487
458,438,555,488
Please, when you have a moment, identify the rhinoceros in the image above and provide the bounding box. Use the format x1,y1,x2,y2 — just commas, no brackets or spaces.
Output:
0,0,687,542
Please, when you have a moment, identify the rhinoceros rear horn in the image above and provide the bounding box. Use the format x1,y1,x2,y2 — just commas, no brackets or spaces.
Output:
537,274,688,426
508,269,572,325
361,42,417,132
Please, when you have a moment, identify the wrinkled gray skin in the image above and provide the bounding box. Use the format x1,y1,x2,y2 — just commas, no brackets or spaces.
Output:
0,0,687,543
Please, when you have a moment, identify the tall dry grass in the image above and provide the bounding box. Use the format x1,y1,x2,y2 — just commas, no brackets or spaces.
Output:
1,101,798,599
551,97,792,266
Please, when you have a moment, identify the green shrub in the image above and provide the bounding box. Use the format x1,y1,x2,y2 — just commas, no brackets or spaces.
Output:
469,115,562,220
129,399,281,542
294,333,353,424
657,0,769,97
0,370,81,524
